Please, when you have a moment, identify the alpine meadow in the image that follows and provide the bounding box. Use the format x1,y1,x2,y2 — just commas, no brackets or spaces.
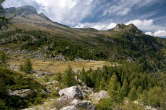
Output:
1,0,166,110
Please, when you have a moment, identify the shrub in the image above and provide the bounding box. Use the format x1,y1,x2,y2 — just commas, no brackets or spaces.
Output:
140,87,166,108
0,52,7,64
0,68,46,109
128,87,137,101
20,59,32,73
96,98,113,110
63,66,77,87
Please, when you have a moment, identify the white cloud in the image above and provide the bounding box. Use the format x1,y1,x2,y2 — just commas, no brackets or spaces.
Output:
75,22,116,30
146,30,166,37
126,19,166,37
154,30,166,37
126,19,155,31
103,0,157,16
126,19,166,31
145,32,153,36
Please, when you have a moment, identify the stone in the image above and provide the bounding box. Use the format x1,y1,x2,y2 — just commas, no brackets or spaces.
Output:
46,80,58,85
71,99,96,110
145,106,157,110
35,70,54,77
9,64,19,71
90,90,109,103
60,106,77,110
8,89,33,98
59,86,83,100
55,54,65,61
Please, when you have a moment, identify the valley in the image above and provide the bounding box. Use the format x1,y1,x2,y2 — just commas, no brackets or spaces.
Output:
0,3,166,110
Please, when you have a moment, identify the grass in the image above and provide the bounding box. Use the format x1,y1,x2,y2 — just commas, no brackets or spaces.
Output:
8,55,112,74
32,59,111,73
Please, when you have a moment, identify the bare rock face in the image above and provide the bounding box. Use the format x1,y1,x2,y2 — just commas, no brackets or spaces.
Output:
59,86,83,100
112,24,126,31
90,90,109,103
8,89,33,98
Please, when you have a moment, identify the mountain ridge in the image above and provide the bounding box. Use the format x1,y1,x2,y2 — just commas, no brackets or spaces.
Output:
4,5,144,33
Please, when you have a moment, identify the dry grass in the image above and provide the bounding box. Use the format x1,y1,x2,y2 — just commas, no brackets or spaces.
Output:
8,56,112,74
32,59,111,73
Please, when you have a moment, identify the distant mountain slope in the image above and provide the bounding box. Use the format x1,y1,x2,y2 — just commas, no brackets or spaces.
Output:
4,5,70,30
1,5,166,72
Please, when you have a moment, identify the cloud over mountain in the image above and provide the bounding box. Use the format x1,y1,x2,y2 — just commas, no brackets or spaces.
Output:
2,0,166,37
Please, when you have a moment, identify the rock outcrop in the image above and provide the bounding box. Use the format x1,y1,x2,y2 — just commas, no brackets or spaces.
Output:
59,86,83,100
57,86,96,110
71,99,95,110
60,106,77,110
8,89,33,98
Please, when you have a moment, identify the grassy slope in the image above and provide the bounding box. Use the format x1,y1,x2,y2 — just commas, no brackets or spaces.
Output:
1,20,166,72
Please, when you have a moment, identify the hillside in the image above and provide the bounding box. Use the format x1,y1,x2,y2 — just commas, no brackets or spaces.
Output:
1,5,166,110
0,6,166,72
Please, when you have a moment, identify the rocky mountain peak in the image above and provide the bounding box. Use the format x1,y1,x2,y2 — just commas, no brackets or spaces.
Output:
5,5,37,17
112,24,142,34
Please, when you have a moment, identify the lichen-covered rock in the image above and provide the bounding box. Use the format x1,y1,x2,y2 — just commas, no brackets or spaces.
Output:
71,99,96,110
8,89,33,98
60,105,77,110
59,86,83,100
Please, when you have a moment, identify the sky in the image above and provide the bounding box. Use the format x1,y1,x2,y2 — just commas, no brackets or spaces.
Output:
2,0,166,37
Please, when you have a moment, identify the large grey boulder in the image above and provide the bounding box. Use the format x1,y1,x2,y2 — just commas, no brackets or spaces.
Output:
8,89,33,98
60,106,77,110
71,99,96,110
59,86,83,100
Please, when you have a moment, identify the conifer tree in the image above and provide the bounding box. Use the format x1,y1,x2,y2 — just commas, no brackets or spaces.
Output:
128,87,137,101
0,52,7,64
63,66,77,87
20,59,32,73
120,79,128,97
108,74,122,103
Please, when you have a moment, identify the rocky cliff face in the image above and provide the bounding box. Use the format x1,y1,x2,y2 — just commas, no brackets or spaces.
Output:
4,5,70,30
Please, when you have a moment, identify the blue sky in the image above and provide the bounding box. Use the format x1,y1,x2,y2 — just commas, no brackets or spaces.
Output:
2,0,166,37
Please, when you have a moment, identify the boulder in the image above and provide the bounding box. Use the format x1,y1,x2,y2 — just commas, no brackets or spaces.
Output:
71,99,96,110
8,89,33,98
35,70,54,77
55,54,65,61
60,106,77,110
59,86,83,100
90,90,109,103
46,80,58,85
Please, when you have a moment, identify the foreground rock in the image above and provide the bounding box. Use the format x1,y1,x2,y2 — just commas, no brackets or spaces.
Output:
57,86,96,110
60,106,77,110
8,89,33,98
71,99,95,110
59,86,83,100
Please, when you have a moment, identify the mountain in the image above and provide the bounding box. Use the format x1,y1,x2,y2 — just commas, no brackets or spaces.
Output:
1,5,166,72
4,5,70,30
1,5,166,110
